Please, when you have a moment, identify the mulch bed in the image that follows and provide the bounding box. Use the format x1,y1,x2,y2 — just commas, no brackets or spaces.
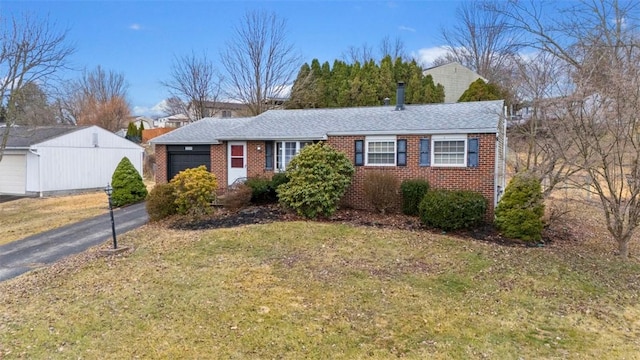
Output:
168,204,571,247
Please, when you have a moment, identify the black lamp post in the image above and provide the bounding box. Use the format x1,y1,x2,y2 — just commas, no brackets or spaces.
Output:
104,183,118,249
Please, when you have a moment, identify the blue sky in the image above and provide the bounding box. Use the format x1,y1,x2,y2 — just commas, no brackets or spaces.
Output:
2,1,461,117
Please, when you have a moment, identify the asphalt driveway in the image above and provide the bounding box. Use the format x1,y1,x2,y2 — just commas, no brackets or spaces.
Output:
0,202,148,282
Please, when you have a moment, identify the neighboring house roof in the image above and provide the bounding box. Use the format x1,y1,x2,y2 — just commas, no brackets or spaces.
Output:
151,100,504,145
2,126,89,149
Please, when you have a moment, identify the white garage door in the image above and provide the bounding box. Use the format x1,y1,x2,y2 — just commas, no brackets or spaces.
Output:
0,154,26,195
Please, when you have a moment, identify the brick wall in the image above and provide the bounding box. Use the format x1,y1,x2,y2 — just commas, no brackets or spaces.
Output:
327,134,497,219
155,133,498,218
155,145,167,184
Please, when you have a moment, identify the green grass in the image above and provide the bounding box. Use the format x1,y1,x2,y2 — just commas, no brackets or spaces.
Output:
1,221,639,359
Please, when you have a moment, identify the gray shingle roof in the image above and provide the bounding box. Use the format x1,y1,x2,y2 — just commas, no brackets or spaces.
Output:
150,117,254,144
151,100,504,144
2,126,87,148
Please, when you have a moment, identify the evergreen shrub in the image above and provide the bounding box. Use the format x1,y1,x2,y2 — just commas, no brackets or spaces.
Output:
495,173,545,242
400,179,430,216
363,171,399,214
170,165,217,216
111,157,148,207
245,176,272,203
146,183,177,221
278,142,354,219
419,189,487,231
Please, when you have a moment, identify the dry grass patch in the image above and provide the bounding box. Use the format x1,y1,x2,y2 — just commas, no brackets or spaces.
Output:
0,192,109,245
1,220,639,359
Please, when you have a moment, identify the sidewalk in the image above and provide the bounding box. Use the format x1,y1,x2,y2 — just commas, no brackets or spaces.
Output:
0,202,148,282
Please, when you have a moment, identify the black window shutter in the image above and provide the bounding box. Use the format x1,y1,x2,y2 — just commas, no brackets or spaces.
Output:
468,138,479,167
354,140,364,166
265,141,274,170
419,138,430,166
397,139,407,166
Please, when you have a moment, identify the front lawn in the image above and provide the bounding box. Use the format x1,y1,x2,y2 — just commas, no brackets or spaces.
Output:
1,220,638,359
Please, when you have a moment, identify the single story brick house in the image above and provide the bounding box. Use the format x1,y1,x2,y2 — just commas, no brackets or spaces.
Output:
151,94,507,217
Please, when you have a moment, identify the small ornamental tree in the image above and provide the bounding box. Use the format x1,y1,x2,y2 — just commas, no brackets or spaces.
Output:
111,157,148,207
277,142,354,219
170,165,217,216
495,172,545,242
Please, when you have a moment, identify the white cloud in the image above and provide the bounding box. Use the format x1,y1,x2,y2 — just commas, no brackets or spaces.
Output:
412,46,450,67
129,23,142,31
398,25,416,33
133,100,167,118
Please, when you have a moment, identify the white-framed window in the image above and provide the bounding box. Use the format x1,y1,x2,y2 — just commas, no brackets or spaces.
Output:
221,110,232,118
432,135,467,167
365,136,396,166
275,141,313,170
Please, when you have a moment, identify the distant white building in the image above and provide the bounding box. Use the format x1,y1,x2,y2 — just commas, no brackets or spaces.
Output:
423,62,486,103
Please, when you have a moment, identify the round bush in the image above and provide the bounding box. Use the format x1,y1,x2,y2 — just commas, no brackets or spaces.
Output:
245,176,272,203
363,171,400,214
170,165,217,216
400,179,430,216
111,157,148,207
419,189,487,231
277,142,354,219
495,173,545,242
146,183,177,221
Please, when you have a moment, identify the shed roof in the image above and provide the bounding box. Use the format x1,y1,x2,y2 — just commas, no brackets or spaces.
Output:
1,126,88,148
151,100,504,144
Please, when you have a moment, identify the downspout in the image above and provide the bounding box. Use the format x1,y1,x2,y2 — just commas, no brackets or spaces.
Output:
29,148,43,197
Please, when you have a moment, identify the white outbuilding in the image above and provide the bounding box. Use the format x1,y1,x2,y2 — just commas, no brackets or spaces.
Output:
0,125,144,196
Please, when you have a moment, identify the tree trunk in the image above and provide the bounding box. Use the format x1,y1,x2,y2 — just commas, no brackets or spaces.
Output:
618,239,629,259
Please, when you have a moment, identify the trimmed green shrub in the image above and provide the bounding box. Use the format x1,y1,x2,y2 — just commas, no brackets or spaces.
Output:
363,171,399,214
270,172,290,192
278,142,354,219
419,189,487,231
111,157,148,207
169,165,217,216
495,173,545,242
400,179,430,216
146,183,177,221
245,176,271,203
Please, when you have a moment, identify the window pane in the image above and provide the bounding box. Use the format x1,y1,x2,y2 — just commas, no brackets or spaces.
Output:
231,158,244,168
367,140,395,165
433,140,465,165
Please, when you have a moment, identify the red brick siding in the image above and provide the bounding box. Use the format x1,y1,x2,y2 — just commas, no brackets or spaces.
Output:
155,134,497,218
327,134,496,219
155,145,167,184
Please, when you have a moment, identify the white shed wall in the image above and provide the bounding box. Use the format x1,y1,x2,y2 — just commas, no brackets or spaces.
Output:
29,126,144,193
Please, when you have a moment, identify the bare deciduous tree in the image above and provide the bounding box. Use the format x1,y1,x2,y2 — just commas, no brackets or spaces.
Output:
501,0,640,258
59,66,131,132
379,36,407,61
437,1,521,83
161,96,189,118
221,10,301,116
161,52,223,121
0,13,74,161
342,42,375,65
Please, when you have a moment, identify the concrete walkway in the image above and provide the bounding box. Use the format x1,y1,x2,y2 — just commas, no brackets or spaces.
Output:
0,202,148,282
